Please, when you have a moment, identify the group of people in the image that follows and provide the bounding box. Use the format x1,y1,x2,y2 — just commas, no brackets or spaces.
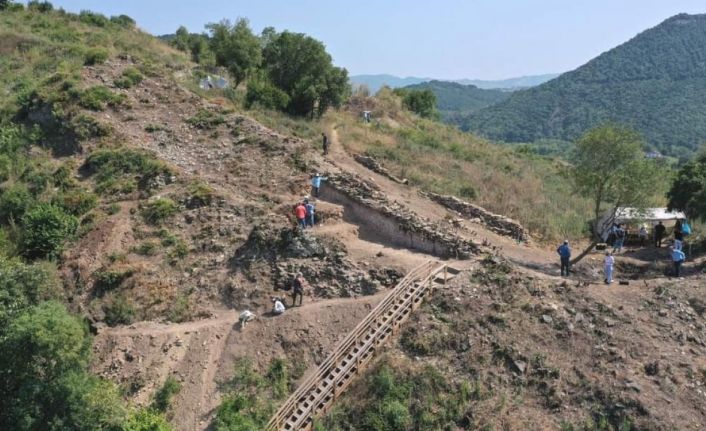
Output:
293,173,328,229
240,272,310,328
557,218,693,282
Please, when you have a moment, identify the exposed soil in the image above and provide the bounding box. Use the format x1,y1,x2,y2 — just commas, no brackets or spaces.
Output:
72,60,706,430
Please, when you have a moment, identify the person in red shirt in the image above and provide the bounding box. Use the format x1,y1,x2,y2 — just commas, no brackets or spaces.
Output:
294,202,307,229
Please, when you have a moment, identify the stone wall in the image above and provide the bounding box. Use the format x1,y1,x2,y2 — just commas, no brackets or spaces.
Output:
424,192,529,242
321,173,478,259
353,154,408,185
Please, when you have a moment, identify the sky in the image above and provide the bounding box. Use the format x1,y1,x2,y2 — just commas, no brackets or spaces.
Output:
41,0,706,80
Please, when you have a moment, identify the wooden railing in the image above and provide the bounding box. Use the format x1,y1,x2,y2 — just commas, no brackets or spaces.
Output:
265,261,450,431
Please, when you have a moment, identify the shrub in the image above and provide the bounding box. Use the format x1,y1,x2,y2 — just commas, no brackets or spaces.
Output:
79,86,126,111
114,67,143,89
245,78,290,111
106,203,120,215
152,377,182,412
0,183,35,223
52,189,98,216
27,0,53,12
71,114,112,140
103,294,134,326
133,240,159,256
21,203,78,259
167,239,189,262
144,123,165,133
84,48,109,66
109,14,136,28
79,10,109,27
166,294,192,323
123,408,172,431
185,109,225,129
84,148,173,194
458,185,477,200
141,198,178,225
93,268,134,291
185,181,214,208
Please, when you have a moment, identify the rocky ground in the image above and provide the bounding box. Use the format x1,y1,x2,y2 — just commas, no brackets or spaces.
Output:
64,59,706,430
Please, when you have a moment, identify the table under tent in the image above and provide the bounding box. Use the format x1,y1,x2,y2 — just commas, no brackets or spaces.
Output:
599,207,686,243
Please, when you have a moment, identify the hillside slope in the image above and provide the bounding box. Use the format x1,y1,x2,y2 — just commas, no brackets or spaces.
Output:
404,80,510,119
462,13,706,157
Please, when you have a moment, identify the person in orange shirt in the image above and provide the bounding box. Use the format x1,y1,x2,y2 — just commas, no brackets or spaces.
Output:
294,202,307,229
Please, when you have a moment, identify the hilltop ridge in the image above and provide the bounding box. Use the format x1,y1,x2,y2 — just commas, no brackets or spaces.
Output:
460,13,706,157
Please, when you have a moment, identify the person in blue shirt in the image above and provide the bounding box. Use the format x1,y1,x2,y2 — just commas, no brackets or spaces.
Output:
557,240,571,276
670,246,686,277
304,199,315,228
311,173,327,198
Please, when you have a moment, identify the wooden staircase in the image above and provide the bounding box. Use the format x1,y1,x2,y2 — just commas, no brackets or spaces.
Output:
265,261,460,431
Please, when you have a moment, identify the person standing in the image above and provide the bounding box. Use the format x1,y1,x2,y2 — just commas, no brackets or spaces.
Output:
557,240,571,277
612,224,625,253
654,221,665,247
638,225,648,247
670,246,686,277
291,273,307,307
321,133,329,155
294,202,307,229
604,251,615,284
311,173,327,198
674,219,684,243
304,199,315,228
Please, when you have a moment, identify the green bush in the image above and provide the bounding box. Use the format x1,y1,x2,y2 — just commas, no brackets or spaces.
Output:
123,408,172,431
144,123,165,133
93,268,134,291
52,189,98,216
21,203,78,259
114,67,144,89
185,109,225,129
133,240,159,256
141,198,178,225
152,377,182,412
71,114,112,140
245,78,290,111
0,183,35,223
27,0,53,12
79,86,126,111
0,256,60,329
79,10,109,27
84,148,173,194
186,181,214,208
84,48,109,65
166,294,192,323
458,185,478,200
110,14,136,28
103,294,135,326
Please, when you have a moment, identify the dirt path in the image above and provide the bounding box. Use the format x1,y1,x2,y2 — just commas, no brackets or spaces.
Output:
94,292,393,430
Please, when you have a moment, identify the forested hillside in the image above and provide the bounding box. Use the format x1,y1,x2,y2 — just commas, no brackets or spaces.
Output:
403,80,510,120
461,13,706,158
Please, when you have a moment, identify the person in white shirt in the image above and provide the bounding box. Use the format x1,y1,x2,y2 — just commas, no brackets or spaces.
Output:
272,297,285,315
239,310,255,328
604,251,615,284
638,225,648,247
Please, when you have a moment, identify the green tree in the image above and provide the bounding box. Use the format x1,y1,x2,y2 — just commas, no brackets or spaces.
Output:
207,18,262,88
21,203,78,260
261,30,350,117
667,151,706,221
395,88,439,119
172,26,191,52
0,301,131,430
570,124,664,263
0,257,59,331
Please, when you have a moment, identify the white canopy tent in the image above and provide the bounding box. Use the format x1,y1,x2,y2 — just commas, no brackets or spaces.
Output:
599,207,686,241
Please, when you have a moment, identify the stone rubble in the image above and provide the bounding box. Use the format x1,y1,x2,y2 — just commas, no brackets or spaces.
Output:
325,173,480,258
423,192,529,242
354,154,408,185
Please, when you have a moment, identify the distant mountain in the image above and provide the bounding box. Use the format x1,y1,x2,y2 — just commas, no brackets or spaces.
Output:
404,80,510,119
455,74,560,90
461,13,706,157
350,73,558,93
